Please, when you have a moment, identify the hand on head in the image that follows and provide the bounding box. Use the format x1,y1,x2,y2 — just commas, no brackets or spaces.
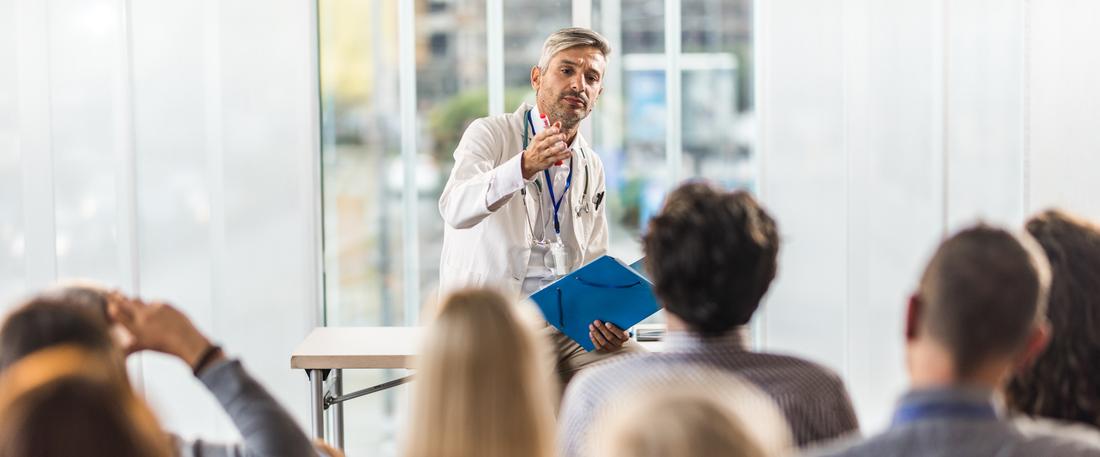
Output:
106,292,215,369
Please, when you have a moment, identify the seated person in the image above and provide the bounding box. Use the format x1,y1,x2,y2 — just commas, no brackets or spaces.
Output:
812,225,1100,456
1006,210,1100,442
559,181,859,457
0,345,173,457
590,369,793,457
0,286,332,457
403,288,557,457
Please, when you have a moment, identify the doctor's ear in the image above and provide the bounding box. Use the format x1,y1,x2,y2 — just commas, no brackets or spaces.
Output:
530,66,542,92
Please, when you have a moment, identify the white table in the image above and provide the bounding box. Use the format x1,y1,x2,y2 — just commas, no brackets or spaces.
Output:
291,327,419,449
291,326,663,449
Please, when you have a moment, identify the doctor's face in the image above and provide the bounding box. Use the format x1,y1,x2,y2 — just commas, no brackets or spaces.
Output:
531,46,606,131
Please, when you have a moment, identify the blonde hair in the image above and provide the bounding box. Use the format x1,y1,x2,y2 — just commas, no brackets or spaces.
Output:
591,370,793,457
537,27,612,71
0,346,171,457
403,288,557,457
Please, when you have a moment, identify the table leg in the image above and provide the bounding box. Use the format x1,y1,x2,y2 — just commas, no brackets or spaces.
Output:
330,369,344,449
309,369,325,439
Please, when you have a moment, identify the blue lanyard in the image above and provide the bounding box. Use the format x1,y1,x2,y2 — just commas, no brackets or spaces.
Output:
544,163,573,235
891,401,997,427
525,110,573,235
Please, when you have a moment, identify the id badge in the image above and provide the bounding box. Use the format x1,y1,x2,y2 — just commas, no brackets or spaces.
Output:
545,240,569,278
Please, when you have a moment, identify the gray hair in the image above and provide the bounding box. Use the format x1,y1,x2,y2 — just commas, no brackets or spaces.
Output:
537,27,612,71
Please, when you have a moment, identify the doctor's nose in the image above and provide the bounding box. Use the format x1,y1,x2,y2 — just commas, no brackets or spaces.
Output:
569,73,585,92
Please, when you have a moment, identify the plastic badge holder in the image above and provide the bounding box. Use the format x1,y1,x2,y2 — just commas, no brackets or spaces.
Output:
547,242,568,277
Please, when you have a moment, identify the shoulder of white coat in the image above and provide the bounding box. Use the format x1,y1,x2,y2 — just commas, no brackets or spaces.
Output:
473,105,526,137
580,145,606,180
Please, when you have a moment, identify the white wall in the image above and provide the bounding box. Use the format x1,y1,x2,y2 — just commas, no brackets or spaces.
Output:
1,0,320,439
757,0,1100,431
1028,1,1100,217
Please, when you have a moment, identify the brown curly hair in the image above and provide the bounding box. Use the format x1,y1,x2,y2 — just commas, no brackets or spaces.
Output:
642,182,779,337
1006,209,1100,428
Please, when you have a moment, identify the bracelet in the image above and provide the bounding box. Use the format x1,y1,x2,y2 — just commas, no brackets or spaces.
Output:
191,344,223,377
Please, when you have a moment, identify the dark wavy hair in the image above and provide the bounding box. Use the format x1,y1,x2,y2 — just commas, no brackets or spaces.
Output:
1006,209,1100,428
642,182,779,337
0,293,116,371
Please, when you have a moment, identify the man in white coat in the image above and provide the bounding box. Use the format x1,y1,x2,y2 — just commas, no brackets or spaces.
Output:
438,28,642,383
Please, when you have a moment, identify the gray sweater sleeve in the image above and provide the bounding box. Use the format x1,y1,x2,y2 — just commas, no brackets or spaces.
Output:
174,359,319,457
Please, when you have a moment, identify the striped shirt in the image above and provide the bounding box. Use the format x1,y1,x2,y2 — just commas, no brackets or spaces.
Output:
558,329,860,457
810,388,1100,457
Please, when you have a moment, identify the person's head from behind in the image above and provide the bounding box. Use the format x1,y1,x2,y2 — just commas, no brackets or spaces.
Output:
1006,209,1100,427
0,346,170,457
531,27,611,130
643,181,779,336
0,293,123,375
0,281,141,362
907,224,1051,386
591,371,793,457
404,288,556,457
42,281,113,319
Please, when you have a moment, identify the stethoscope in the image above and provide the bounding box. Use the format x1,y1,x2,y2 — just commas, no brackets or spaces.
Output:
520,108,593,245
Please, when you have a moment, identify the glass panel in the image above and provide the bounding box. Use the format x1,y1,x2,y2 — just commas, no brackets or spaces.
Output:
48,0,122,284
129,0,222,436
319,0,406,455
592,0,667,263
620,0,666,54
415,0,487,312
503,0,572,106
681,0,754,190
0,0,23,303
320,0,405,327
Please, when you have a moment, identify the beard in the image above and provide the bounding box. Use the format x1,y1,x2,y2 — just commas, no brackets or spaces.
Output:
539,91,591,130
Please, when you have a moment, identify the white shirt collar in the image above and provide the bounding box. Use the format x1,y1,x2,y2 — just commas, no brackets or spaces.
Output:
664,326,750,352
529,102,547,135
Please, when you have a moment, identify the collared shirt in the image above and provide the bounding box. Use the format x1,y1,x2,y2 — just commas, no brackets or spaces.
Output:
811,387,1100,457
557,328,860,457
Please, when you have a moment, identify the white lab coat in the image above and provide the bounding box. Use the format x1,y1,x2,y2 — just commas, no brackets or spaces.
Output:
438,103,609,299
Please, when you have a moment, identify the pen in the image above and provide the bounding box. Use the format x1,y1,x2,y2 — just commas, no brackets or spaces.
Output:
594,191,605,211
541,113,563,166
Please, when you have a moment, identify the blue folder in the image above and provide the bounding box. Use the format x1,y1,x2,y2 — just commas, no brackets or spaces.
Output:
529,255,660,351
